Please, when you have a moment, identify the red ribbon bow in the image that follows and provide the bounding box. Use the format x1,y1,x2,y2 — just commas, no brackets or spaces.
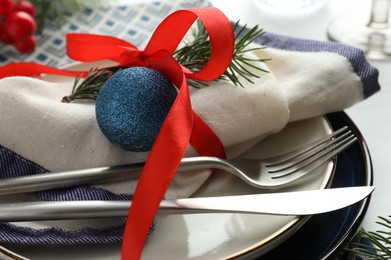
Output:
0,7,234,259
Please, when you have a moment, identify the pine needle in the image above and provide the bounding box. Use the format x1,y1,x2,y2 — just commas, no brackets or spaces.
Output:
61,68,122,103
173,20,269,87
346,216,391,259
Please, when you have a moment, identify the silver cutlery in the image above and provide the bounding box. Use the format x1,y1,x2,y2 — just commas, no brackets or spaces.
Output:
0,186,374,221
0,127,356,195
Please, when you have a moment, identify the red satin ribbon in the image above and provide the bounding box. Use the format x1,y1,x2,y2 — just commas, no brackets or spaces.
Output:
0,7,233,259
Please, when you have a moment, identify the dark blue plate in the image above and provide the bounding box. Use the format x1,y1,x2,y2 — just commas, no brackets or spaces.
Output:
255,111,373,259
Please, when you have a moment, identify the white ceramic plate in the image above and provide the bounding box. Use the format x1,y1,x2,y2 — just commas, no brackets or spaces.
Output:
2,115,334,260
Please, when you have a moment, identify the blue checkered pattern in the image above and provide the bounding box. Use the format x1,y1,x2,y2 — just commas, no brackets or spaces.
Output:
0,0,209,67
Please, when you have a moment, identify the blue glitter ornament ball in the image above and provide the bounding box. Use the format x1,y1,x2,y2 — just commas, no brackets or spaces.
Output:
95,67,177,152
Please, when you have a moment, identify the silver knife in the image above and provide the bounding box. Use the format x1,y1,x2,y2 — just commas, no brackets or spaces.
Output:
0,186,373,222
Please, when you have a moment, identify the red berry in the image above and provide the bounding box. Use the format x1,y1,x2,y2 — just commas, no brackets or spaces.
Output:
0,0,13,16
0,23,14,44
6,11,35,39
14,35,36,53
13,0,35,17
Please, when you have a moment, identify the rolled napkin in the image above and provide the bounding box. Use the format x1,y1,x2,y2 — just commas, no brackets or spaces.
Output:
0,34,380,245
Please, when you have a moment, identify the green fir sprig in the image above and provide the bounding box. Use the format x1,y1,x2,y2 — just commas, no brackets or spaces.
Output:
62,68,122,103
62,21,269,102
229,21,270,86
174,20,269,87
346,216,391,259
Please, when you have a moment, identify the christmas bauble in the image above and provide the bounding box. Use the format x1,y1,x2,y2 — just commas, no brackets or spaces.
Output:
95,67,177,152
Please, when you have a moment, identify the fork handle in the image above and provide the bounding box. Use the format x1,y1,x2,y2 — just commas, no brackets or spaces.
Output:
0,157,229,196
0,163,144,196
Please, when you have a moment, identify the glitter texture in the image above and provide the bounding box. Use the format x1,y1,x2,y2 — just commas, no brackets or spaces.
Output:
95,67,177,152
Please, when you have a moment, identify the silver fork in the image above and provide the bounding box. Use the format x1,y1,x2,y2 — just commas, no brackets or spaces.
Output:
0,127,356,194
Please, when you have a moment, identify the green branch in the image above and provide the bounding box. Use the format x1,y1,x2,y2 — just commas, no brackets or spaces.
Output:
62,68,122,103
346,216,391,259
174,20,269,87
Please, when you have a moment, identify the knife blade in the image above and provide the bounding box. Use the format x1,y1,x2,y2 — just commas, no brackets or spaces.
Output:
0,186,373,222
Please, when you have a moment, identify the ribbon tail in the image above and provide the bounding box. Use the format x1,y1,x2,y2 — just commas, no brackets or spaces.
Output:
191,112,226,158
0,62,83,78
120,7,232,258
121,52,193,260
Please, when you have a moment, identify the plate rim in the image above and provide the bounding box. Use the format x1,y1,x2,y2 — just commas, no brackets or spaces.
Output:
320,111,373,259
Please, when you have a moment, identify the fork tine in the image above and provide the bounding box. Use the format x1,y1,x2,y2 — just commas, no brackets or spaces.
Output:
265,126,350,168
267,129,352,172
269,133,357,179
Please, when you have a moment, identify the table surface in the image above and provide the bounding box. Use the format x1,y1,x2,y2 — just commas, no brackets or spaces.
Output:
0,0,389,257
211,0,391,233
